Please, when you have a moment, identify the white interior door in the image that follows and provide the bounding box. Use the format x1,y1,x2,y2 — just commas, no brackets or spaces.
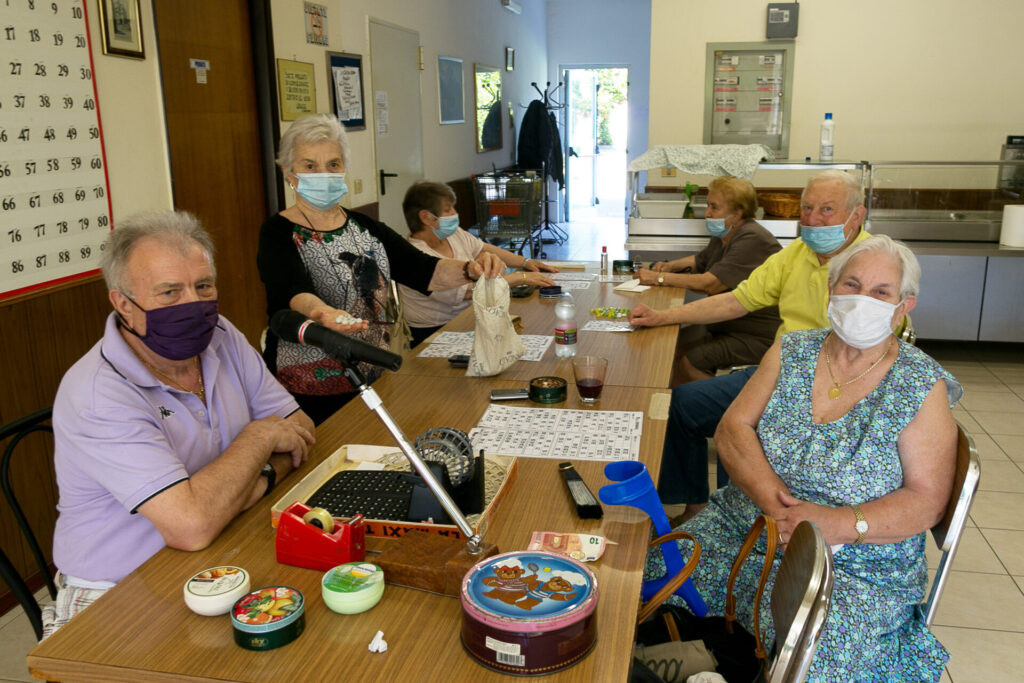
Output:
369,21,423,234
565,70,598,220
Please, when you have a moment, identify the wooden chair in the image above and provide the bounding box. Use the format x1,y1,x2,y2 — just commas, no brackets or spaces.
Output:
767,521,834,683
0,406,57,641
916,422,981,626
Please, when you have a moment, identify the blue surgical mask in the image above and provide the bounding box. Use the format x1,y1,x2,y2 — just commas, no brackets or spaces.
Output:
432,214,460,240
296,173,348,210
705,217,728,238
800,210,856,255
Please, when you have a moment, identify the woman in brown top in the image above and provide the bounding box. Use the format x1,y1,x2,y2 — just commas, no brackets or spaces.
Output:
635,176,781,384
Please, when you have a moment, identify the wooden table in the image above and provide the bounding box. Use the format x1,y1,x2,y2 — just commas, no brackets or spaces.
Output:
395,275,683,388
27,376,670,682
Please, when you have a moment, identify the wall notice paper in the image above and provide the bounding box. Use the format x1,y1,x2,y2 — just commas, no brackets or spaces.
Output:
304,2,328,46
469,405,643,462
583,320,634,332
418,331,553,361
277,59,316,121
333,67,363,122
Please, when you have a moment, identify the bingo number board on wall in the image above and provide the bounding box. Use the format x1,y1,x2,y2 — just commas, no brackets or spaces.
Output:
1,0,113,301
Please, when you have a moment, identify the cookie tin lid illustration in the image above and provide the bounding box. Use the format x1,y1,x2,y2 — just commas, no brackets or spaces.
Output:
461,550,597,633
183,566,250,616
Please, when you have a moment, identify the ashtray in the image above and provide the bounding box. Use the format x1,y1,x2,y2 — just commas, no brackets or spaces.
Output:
529,376,568,404
539,286,563,298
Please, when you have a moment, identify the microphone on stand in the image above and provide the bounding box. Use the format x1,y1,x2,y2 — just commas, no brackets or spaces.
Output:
270,310,403,372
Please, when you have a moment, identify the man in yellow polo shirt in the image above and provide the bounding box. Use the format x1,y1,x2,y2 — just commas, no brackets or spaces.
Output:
628,170,870,522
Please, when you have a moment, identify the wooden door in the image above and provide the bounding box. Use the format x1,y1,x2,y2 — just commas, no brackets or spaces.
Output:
369,21,424,234
153,0,267,344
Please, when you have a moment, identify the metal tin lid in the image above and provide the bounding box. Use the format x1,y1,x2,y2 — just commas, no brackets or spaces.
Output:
230,586,304,634
323,562,383,594
183,566,250,616
461,551,597,632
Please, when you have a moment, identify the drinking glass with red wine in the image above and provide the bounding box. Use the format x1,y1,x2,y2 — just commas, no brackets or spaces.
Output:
572,356,608,404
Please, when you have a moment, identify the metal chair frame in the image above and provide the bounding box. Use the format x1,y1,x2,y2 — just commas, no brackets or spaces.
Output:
917,421,980,626
768,521,835,683
0,406,57,641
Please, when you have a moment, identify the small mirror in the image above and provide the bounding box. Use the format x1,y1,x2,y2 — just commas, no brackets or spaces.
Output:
474,64,502,153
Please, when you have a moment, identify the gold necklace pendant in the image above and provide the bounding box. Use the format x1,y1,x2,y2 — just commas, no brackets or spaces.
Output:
823,332,893,402
828,385,842,400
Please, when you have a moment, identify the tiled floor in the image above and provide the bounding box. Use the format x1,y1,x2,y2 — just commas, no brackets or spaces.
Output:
2,221,1022,682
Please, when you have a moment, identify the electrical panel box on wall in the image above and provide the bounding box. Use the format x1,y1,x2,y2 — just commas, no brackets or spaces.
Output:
766,3,799,39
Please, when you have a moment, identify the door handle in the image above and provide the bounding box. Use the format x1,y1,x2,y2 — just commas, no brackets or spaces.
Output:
379,169,399,195
568,146,578,158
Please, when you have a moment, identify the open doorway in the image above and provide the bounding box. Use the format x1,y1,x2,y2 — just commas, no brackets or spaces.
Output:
562,67,629,255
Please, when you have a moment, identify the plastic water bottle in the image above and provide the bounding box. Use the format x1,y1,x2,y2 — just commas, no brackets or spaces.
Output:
819,112,834,162
554,293,578,358
600,245,608,275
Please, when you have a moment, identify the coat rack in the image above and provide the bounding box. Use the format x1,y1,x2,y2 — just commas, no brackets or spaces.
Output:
526,82,568,248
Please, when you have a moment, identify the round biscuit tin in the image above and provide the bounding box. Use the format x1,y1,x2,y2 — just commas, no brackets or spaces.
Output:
529,376,567,404
183,566,250,616
460,550,598,675
230,586,305,651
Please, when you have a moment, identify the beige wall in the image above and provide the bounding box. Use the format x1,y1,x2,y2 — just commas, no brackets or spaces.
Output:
649,0,1024,171
270,0,548,210
88,0,173,221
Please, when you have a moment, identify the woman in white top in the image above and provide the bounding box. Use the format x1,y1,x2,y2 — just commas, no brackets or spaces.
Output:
399,181,558,346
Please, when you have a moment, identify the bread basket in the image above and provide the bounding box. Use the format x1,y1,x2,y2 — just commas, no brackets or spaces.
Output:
759,192,802,218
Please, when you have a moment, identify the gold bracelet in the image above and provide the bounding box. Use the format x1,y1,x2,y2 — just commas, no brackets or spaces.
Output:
522,272,527,281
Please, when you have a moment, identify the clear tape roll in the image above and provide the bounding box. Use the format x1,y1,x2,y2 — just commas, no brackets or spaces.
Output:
302,507,335,533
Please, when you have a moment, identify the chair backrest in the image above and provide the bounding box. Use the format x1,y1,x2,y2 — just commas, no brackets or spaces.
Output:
768,521,834,683
917,421,981,626
0,406,56,641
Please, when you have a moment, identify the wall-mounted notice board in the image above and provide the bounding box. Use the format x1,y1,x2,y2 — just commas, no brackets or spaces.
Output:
0,0,114,303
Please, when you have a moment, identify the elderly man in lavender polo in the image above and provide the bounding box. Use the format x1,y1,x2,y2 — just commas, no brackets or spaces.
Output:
43,211,315,637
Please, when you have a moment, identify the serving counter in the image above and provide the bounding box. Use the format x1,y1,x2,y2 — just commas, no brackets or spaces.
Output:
626,159,1024,342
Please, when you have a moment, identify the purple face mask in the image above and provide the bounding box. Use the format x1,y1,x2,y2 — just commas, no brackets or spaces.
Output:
122,297,219,360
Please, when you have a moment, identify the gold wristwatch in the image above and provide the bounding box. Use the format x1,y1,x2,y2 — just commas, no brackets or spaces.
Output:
852,505,868,544
657,274,665,286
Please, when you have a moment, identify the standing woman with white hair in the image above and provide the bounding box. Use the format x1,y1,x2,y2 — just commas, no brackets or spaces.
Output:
258,114,503,424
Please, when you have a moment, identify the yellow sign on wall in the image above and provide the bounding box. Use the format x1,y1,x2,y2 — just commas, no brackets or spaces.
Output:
277,59,317,121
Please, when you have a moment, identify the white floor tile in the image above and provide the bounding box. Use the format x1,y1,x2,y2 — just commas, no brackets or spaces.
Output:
933,626,1024,683
952,411,983,435
0,612,37,682
970,491,1024,530
991,434,1024,463
931,572,1024,631
959,390,1024,413
981,529,1024,575
971,410,1024,436
975,460,1024,493
927,527,1005,574
968,433,1010,462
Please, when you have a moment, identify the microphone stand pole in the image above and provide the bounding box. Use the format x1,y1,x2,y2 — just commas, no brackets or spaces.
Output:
341,363,484,555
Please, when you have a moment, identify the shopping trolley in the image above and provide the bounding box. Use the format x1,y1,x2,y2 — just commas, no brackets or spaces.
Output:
472,173,542,257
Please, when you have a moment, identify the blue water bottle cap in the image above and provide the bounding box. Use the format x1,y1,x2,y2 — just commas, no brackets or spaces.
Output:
825,112,833,119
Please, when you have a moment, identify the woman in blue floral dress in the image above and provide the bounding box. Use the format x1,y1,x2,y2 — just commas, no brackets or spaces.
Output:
646,235,962,681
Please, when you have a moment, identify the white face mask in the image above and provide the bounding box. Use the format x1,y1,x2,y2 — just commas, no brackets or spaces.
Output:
827,294,901,349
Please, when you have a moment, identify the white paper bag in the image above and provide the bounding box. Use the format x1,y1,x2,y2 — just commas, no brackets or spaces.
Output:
466,277,526,376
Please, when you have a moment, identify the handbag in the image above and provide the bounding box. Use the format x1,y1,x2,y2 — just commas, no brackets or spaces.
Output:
633,515,779,683
466,277,526,376
386,280,413,354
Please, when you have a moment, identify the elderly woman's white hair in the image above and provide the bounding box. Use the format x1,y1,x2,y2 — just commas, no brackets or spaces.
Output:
100,210,216,296
828,234,921,299
276,113,351,174
802,169,865,211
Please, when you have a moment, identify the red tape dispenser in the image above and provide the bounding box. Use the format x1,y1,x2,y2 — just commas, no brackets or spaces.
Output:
275,502,366,571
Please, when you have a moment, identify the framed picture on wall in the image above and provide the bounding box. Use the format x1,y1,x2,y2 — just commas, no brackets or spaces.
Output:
326,51,366,130
98,0,145,59
438,56,464,125
277,59,316,121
